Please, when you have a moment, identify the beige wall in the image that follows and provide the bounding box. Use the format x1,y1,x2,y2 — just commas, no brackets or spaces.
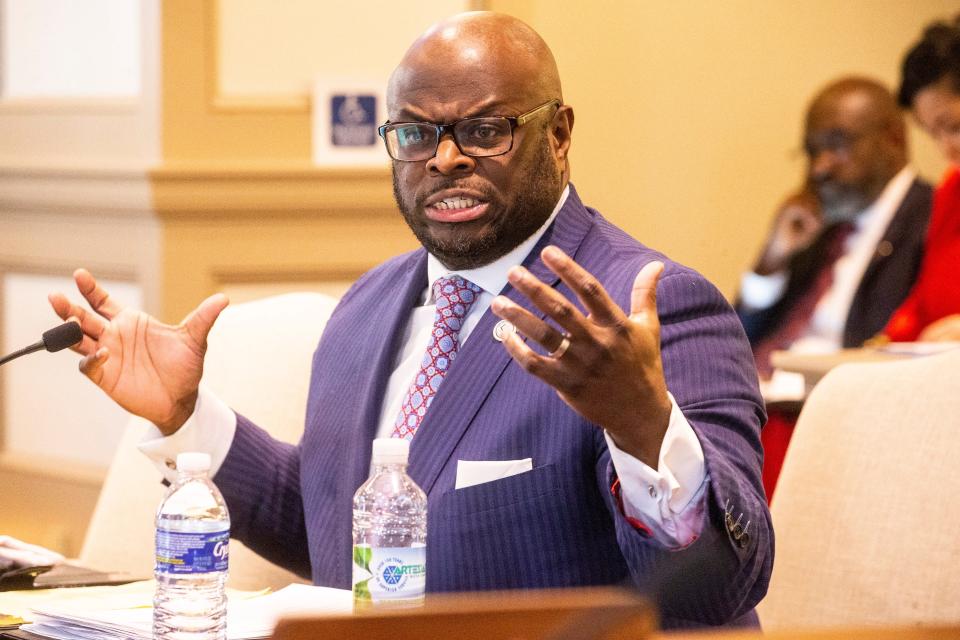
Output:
0,0,162,555
3,0,958,556
158,0,959,304
492,0,954,297
216,0,469,100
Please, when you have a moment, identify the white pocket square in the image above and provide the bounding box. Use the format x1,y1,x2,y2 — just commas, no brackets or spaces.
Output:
455,458,533,489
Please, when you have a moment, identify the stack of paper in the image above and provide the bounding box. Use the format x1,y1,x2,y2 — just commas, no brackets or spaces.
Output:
14,581,352,640
876,341,960,356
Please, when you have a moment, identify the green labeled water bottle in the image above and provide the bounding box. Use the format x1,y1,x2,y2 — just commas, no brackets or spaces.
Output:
351,438,427,607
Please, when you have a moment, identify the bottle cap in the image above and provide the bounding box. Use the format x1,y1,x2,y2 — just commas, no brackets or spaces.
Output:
372,437,409,464
176,452,212,473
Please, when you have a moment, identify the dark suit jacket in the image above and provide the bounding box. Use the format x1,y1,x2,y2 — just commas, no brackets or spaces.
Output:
737,177,933,348
214,186,773,628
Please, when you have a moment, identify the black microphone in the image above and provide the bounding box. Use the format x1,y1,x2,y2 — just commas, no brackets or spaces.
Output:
0,322,83,366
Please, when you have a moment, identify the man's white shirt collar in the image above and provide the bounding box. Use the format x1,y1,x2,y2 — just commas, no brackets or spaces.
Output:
852,165,916,233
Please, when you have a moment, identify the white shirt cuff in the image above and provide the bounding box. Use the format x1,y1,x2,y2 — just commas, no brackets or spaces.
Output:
739,270,788,311
604,392,707,548
137,386,237,483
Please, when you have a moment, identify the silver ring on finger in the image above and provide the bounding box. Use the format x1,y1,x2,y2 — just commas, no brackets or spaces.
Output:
548,334,571,359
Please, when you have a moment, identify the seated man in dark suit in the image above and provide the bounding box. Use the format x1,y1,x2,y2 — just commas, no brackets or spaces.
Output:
49,12,772,628
737,77,932,383
735,77,932,498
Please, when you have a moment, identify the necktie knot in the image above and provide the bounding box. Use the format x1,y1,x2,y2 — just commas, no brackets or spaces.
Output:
393,275,482,440
824,221,856,260
432,276,482,333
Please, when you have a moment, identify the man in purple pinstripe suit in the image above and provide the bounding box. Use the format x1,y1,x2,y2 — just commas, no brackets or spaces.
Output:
51,12,772,629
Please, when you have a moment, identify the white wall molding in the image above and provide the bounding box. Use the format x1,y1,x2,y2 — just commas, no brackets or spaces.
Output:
0,97,141,114
0,160,399,218
0,162,155,218
150,162,396,217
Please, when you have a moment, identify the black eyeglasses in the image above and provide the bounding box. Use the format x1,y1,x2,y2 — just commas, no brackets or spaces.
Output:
803,127,872,158
378,99,561,162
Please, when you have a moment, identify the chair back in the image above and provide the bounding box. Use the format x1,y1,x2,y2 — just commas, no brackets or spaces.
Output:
78,292,338,590
758,347,960,629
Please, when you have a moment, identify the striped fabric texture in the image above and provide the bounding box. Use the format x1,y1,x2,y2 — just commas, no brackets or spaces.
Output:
214,184,773,629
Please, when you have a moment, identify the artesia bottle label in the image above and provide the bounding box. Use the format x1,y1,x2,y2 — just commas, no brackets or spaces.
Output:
156,530,230,574
352,544,425,603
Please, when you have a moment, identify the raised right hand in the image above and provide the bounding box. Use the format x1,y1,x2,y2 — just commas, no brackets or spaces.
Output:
48,269,229,436
754,190,824,275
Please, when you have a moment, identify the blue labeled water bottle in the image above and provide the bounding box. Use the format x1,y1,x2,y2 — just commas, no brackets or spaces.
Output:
154,452,230,640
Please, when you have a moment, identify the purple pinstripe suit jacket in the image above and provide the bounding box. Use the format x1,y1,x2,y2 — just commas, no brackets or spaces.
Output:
215,185,773,628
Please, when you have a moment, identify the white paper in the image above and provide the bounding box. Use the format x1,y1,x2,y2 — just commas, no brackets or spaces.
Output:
758,369,807,403
876,341,960,356
17,581,352,640
455,458,533,489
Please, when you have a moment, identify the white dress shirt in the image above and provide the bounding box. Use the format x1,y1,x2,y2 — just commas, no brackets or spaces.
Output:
140,184,708,547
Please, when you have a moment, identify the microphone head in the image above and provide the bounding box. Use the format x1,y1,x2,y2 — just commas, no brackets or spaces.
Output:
42,322,83,353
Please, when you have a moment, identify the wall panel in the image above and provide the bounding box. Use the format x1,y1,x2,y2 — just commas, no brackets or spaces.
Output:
491,0,955,297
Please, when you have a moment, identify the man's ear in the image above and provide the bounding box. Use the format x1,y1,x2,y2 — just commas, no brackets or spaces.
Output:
551,105,575,164
885,119,907,149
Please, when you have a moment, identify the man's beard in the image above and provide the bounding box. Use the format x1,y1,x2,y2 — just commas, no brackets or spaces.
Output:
392,138,563,270
815,182,869,224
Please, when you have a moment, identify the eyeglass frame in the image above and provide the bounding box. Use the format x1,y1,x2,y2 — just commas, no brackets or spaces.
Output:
802,124,886,159
377,99,562,162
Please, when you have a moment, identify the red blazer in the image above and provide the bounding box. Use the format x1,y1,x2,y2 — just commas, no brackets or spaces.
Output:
885,168,960,341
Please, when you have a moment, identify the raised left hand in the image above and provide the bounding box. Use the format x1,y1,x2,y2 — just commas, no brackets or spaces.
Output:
490,245,672,468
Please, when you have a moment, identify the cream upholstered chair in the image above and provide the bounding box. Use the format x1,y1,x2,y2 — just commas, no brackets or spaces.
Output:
758,347,960,630
78,292,339,590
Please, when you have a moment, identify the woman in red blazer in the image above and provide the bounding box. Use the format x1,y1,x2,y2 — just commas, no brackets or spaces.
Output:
884,16,960,342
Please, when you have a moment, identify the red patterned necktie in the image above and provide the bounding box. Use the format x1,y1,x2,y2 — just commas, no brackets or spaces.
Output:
393,275,483,440
753,221,856,378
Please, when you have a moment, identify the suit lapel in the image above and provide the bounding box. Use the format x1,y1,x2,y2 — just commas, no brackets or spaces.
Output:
856,178,922,291
408,186,596,494
344,252,430,493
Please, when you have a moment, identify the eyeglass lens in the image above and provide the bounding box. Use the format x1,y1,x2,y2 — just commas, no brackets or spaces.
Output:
804,130,856,157
386,117,514,161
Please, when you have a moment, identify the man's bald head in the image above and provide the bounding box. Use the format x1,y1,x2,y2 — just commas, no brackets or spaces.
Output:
803,76,909,222
388,12,562,117
807,77,906,139
385,12,575,271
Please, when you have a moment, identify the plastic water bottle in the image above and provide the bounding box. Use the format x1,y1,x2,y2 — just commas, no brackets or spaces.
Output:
154,452,230,640
352,438,427,607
